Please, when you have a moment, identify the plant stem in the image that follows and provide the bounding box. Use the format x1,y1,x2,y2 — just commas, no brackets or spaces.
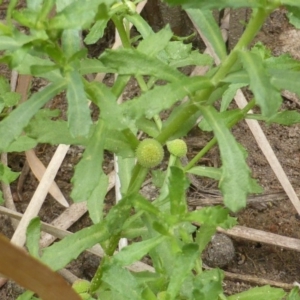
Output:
156,103,199,144
183,99,256,171
112,15,131,49
127,164,148,194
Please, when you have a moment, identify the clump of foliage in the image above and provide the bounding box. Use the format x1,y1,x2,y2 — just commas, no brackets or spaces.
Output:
0,0,300,299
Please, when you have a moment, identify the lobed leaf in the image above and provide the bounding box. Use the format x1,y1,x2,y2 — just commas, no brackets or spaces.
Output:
227,285,286,300
138,25,173,56
185,8,227,62
42,221,110,271
187,166,221,180
121,76,211,121
84,19,109,45
99,48,186,82
0,81,66,152
167,243,199,299
193,269,224,300
238,50,282,118
71,120,106,202
198,105,262,211
113,235,166,267
186,206,236,228
87,173,109,224
26,217,41,258
66,70,92,137
101,263,143,300
169,167,187,216
49,0,113,29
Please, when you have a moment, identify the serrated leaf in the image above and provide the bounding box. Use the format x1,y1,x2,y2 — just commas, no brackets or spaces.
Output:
221,83,247,112
125,13,153,38
12,52,62,82
0,35,33,51
0,81,66,152
169,167,187,215
84,81,125,130
49,0,112,29
199,109,243,131
26,217,41,258
266,53,300,71
198,105,262,212
101,263,142,300
193,269,224,300
0,163,19,184
138,25,173,56
80,58,108,74
84,19,109,44
185,206,236,228
223,70,249,84
105,194,134,235
26,118,90,145
62,29,81,60
268,110,300,125
121,76,211,121
167,243,199,299
195,224,217,254
132,193,161,216
170,51,213,68
117,156,135,195
151,170,166,188
269,69,300,96
66,70,92,137
238,50,282,118
71,120,106,202
186,9,227,62
99,49,185,82
113,235,166,267
87,173,108,224
42,221,110,271
187,166,221,180
227,285,286,300
12,9,39,27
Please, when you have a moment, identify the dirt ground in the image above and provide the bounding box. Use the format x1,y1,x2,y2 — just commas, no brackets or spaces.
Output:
1,3,300,299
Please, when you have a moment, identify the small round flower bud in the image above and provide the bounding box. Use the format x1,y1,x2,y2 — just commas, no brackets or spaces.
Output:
166,139,187,158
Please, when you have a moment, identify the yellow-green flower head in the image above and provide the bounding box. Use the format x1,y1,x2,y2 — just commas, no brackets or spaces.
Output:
136,139,164,168
167,139,187,158
72,280,90,294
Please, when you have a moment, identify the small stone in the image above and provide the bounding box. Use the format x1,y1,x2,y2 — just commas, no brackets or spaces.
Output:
203,233,235,268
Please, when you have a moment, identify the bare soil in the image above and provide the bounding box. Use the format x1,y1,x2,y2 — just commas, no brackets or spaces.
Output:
1,3,300,299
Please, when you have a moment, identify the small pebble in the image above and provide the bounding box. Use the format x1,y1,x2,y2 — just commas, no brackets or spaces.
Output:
203,233,235,268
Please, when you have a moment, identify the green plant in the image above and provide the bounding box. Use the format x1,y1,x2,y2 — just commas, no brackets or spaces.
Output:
0,0,300,299
136,138,164,168
167,139,187,158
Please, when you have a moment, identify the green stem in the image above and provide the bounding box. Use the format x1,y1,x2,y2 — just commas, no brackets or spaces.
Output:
156,103,199,144
156,8,271,145
7,0,18,26
183,99,256,171
112,15,131,49
127,164,149,194
122,128,140,149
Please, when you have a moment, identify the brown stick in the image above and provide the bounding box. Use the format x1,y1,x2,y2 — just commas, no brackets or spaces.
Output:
0,234,80,300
